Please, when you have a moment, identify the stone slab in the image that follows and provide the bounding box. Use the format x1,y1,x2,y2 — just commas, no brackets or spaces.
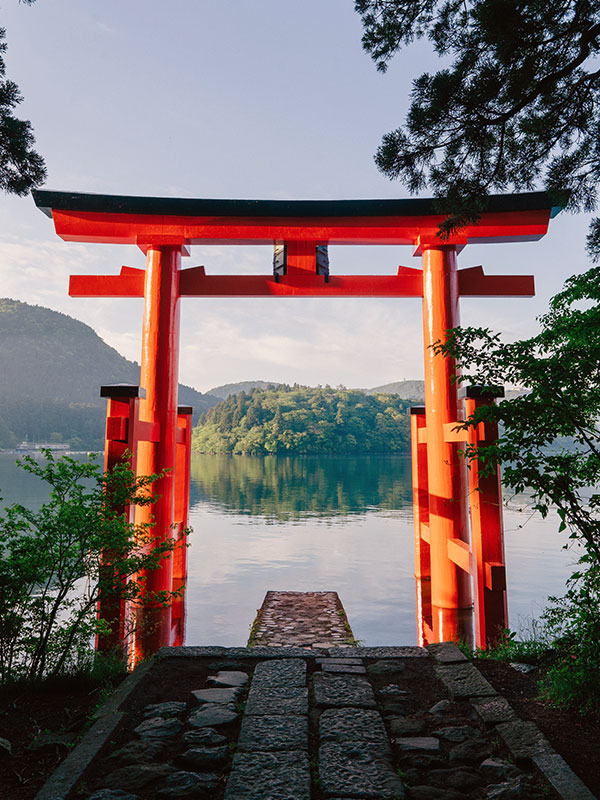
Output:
470,696,517,725
435,663,498,698
533,753,597,800
158,771,219,797
142,701,187,718
238,714,308,752
158,646,322,659
102,763,176,791
321,663,366,674
207,670,249,687
225,750,311,800
395,737,441,753
251,658,307,687
244,686,308,716
316,658,364,665
191,687,242,705
188,704,238,728
183,729,227,747
319,708,390,750
328,646,427,658
134,716,182,740
106,739,166,766
319,741,405,798
367,660,405,675
427,642,468,664
313,672,377,708
176,745,228,769
389,718,427,737
496,720,554,763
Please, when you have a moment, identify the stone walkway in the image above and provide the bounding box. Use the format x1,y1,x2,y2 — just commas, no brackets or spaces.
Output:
37,643,596,800
249,590,353,647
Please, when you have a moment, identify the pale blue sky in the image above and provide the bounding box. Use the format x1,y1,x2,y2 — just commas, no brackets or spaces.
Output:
0,1,591,391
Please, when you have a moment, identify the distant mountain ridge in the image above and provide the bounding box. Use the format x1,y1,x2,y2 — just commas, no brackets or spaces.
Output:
365,380,425,401
0,299,523,452
207,379,428,401
0,298,220,449
206,380,284,399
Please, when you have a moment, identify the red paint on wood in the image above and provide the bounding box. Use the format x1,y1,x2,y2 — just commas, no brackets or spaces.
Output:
466,395,508,648
421,246,472,645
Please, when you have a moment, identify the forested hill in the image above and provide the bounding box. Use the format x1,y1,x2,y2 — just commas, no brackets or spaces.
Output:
192,385,411,454
0,299,220,449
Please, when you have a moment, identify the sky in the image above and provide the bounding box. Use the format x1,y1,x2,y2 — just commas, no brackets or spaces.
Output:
0,0,592,393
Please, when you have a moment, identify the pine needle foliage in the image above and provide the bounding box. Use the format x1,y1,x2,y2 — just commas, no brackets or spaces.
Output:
355,0,600,255
0,2,45,195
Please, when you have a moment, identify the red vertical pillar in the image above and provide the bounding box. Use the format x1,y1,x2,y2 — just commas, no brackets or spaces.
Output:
421,245,472,643
171,405,193,646
134,245,182,657
410,406,432,646
97,384,142,655
463,386,508,647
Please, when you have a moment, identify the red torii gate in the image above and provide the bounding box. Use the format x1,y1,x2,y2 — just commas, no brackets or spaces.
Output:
33,190,562,654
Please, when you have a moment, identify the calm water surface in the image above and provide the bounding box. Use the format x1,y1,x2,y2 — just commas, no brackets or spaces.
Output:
0,452,579,646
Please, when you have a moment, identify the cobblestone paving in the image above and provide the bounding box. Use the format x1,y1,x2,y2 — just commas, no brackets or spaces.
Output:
70,643,594,800
249,590,352,647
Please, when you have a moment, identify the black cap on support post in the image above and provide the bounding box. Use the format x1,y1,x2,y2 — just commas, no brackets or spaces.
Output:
100,384,146,399
458,385,505,400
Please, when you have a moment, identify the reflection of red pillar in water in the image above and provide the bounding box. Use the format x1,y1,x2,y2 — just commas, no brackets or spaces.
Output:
421,246,472,643
134,245,182,659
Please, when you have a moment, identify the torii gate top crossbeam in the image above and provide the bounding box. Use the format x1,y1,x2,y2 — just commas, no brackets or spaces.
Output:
32,190,562,247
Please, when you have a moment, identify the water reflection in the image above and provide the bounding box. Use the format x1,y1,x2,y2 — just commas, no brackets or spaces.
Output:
189,454,412,520
0,452,581,647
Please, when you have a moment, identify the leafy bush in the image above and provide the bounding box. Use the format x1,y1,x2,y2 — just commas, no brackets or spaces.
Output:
540,564,600,713
458,622,554,665
437,267,600,710
0,451,182,683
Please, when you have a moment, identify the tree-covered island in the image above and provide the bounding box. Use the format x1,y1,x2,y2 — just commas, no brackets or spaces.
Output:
192,385,411,454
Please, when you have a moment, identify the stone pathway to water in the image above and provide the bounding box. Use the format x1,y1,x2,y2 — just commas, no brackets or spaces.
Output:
249,590,353,648
40,643,595,800
36,593,595,800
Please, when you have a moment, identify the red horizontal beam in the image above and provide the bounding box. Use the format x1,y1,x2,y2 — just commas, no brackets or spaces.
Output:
458,266,534,297
448,538,473,574
53,208,552,246
69,267,535,299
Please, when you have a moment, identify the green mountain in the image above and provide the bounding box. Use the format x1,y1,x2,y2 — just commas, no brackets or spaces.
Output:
206,380,283,400
365,380,425,401
0,298,220,450
192,385,411,454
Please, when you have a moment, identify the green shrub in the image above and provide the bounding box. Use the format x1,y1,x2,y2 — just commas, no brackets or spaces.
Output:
540,563,600,713
0,450,183,684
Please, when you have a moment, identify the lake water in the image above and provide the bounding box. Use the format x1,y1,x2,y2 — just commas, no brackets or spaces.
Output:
0,452,580,647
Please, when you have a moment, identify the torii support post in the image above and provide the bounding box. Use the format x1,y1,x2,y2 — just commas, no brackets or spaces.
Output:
133,245,184,659
420,245,472,644
462,386,508,648
97,384,143,656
